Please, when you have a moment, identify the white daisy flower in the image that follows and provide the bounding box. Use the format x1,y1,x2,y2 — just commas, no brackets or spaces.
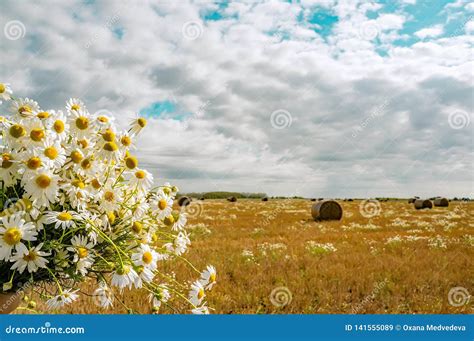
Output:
47,110,69,140
199,265,217,290
118,132,135,150
172,211,187,231
191,304,210,315
0,152,21,187
23,171,60,208
95,140,123,162
0,83,13,104
62,179,90,210
46,289,79,309
95,113,115,129
137,266,154,284
69,109,93,139
98,186,122,212
67,235,95,276
152,191,173,219
3,122,27,149
24,118,48,145
39,138,66,168
66,98,86,113
148,285,170,310
128,168,153,192
188,280,205,307
10,243,49,274
111,265,139,290
93,282,114,308
129,116,147,136
0,213,38,260
131,244,159,271
10,98,39,118
43,210,81,229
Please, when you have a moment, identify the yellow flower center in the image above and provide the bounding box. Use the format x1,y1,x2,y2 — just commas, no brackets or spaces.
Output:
37,111,49,119
104,191,115,202
53,120,65,133
142,251,153,264
23,250,38,262
75,116,89,130
0,84,5,93
81,158,92,170
107,211,116,224
102,129,115,142
18,105,32,115
163,215,174,226
9,124,26,138
77,247,88,259
91,179,101,190
210,273,216,283
125,156,138,170
72,179,85,189
71,104,81,111
35,174,51,189
198,288,205,300
70,150,83,163
44,147,58,160
137,118,147,128
27,157,42,170
58,212,72,221
135,170,146,179
158,199,167,210
98,116,109,123
78,139,88,149
30,128,45,142
132,221,143,233
120,136,132,146
1,154,13,169
3,227,22,246
103,142,118,152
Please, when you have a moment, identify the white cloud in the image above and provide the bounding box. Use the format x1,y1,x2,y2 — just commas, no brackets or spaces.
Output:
0,0,472,197
415,25,444,39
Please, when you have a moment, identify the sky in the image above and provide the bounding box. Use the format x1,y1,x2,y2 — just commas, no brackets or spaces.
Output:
0,0,473,198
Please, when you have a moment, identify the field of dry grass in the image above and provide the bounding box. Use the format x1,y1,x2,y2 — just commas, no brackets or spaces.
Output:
18,199,473,314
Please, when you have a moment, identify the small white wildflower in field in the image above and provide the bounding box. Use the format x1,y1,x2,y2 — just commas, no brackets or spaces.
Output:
241,249,256,262
385,235,403,245
342,222,380,230
258,242,287,256
391,218,410,228
199,265,217,290
428,235,448,249
306,241,337,254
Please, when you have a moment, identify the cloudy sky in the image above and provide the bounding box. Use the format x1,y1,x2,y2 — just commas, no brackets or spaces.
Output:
1,0,472,198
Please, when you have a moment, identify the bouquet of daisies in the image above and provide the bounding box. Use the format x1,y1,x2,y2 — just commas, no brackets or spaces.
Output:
0,83,215,314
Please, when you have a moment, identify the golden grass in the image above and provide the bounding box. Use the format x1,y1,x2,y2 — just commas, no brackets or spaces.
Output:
18,199,474,314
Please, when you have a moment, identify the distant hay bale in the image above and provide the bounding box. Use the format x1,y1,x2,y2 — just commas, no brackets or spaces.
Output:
408,198,416,204
347,199,354,202
318,198,324,201
434,198,449,207
414,199,432,210
227,196,237,202
310,198,317,202
311,200,343,221
261,197,269,201
177,196,192,207
199,197,205,201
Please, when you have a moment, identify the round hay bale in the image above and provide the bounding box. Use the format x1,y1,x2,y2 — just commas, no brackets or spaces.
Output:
311,200,343,221
414,199,432,210
177,196,192,207
310,198,317,202
433,197,449,207
227,196,237,202
199,197,205,201
408,198,416,204
318,198,324,201
347,198,354,202
261,197,269,202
